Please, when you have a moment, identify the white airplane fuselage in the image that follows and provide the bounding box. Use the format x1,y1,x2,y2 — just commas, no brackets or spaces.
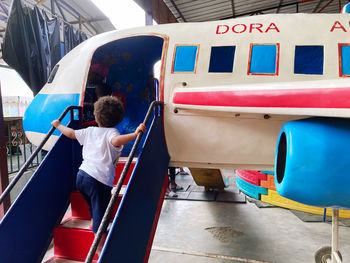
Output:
23,13,350,171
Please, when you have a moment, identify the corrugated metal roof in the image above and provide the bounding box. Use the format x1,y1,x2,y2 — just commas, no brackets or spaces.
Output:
163,0,350,22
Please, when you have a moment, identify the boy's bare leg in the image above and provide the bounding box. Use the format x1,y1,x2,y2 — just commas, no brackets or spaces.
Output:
96,233,107,256
89,219,93,230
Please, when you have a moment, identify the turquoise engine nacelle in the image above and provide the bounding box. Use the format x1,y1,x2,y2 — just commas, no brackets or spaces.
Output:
275,118,350,209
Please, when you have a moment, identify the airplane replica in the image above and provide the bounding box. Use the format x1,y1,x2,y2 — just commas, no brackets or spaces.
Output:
2,4,350,263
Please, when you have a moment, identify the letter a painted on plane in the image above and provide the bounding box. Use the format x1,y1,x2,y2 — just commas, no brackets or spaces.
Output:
265,23,280,33
330,21,347,32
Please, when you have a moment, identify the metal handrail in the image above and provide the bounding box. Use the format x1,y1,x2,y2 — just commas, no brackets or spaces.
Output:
0,105,81,205
85,101,164,263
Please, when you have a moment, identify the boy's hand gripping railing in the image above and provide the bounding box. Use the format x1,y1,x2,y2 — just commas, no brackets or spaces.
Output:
85,101,164,263
0,106,81,206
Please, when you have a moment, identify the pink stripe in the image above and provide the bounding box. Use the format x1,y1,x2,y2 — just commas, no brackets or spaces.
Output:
173,88,350,108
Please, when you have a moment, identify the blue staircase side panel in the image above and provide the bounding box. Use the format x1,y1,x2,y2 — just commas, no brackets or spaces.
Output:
99,112,170,263
0,120,82,263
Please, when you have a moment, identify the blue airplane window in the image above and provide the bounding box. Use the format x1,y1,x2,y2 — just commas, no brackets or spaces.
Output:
209,46,236,73
294,46,324,75
341,45,350,75
173,45,198,72
249,44,277,74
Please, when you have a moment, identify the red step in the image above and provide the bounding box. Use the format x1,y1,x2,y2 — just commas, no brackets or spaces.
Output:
45,159,136,263
53,219,100,262
45,256,97,262
70,188,125,220
114,158,137,185
70,192,90,220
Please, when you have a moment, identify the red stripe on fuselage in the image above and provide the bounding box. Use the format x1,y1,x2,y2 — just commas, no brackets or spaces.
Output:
172,87,350,108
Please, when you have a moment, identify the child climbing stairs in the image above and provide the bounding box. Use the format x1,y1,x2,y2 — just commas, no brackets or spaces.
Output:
44,159,136,262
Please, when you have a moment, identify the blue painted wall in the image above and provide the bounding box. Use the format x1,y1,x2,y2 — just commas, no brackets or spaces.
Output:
92,36,164,155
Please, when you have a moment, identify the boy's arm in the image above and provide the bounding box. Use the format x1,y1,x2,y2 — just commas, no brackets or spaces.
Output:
111,123,146,147
51,120,76,139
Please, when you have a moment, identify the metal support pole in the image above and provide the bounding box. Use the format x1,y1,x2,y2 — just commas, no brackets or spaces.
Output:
145,0,153,26
146,12,153,26
0,84,10,219
79,16,82,30
50,0,56,18
0,0,9,15
54,0,67,22
331,209,341,263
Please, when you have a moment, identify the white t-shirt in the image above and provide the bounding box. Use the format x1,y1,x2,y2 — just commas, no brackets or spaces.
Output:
75,127,123,187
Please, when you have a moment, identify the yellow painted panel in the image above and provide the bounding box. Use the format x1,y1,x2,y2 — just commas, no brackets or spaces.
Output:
261,190,350,219
189,168,226,190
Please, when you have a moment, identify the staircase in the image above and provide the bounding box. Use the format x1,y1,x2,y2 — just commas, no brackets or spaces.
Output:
0,102,170,263
45,159,134,262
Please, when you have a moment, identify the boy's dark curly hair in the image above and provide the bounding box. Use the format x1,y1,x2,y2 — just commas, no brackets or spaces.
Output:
94,96,124,127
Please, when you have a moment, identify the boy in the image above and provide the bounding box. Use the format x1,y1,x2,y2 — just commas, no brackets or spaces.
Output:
51,96,146,233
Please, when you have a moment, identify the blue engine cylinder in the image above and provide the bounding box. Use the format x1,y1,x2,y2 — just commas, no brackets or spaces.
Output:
275,117,350,209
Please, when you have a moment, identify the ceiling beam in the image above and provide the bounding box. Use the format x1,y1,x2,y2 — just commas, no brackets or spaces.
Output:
313,0,325,12
0,14,7,21
54,0,67,22
169,0,186,21
276,0,284,13
0,1,8,15
58,0,80,17
50,0,55,17
68,17,110,25
50,0,97,35
317,0,334,13
22,0,97,36
231,0,235,18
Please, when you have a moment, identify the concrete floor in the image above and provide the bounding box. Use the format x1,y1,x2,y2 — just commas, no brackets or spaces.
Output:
149,171,350,263
14,167,350,263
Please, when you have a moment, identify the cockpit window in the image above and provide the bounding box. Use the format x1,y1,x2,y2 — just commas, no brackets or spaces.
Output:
339,44,350,77
172,45,199,73
294,45,324,75
47,64,59,83
209,46,236,73
248,44,279,75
